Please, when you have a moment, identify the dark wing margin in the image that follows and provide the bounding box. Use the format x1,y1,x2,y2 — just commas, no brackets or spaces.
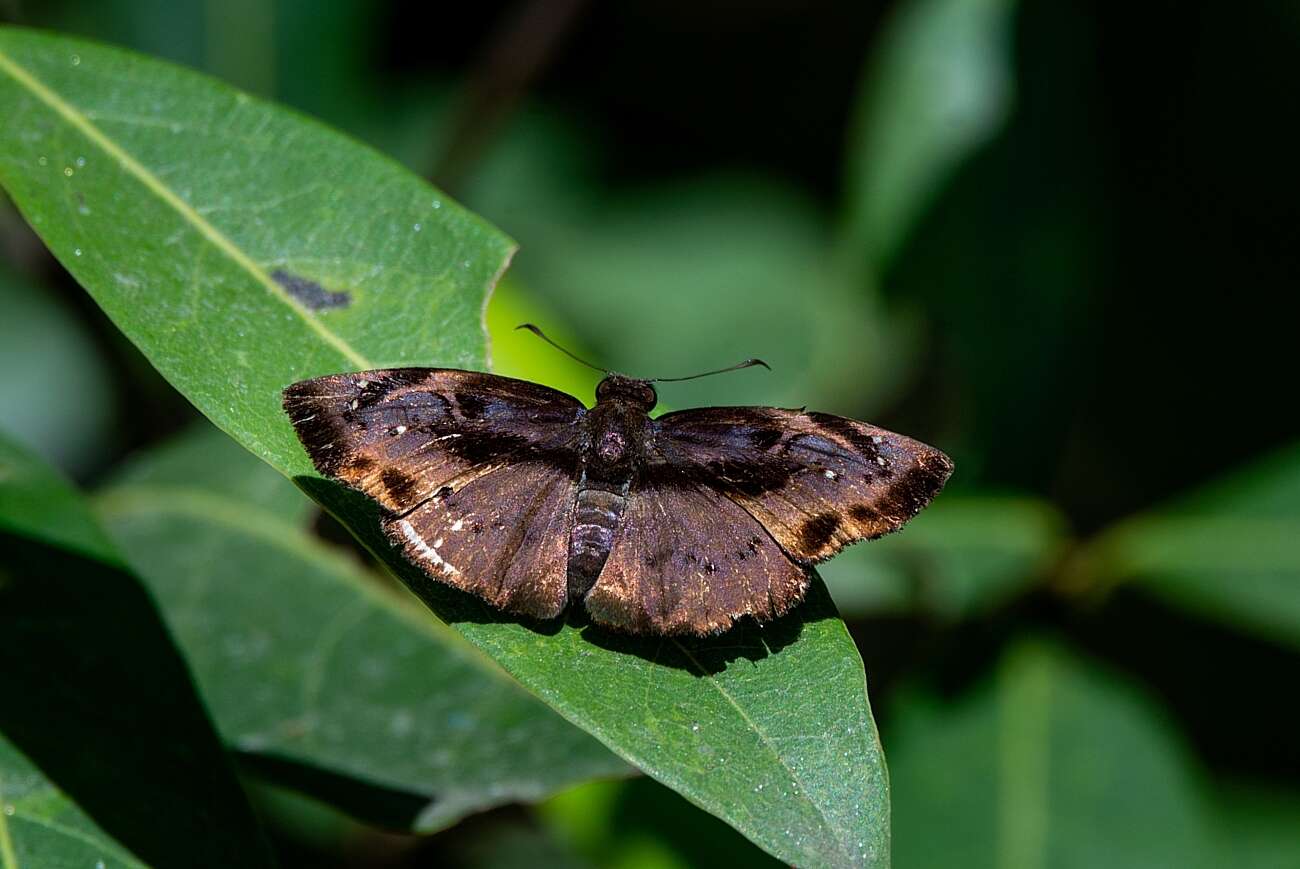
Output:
651,407,953,564
585,481,809,635
282,368,586,513
386,461,577,620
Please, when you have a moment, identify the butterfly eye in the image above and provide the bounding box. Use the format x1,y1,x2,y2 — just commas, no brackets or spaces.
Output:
636,382,658,411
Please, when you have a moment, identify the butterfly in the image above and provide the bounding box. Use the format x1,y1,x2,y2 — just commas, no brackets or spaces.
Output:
283,326,953,636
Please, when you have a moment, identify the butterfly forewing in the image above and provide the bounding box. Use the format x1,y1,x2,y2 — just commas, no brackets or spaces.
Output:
651,407,953,563
283,369,585,513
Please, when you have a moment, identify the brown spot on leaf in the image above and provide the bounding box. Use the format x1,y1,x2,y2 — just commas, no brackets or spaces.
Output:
272,269,352,311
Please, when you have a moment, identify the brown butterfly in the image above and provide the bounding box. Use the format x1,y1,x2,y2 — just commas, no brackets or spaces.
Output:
283,325,953,636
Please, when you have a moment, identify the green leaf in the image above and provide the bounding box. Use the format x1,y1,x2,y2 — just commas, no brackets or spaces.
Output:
888,641,1215,868
843,0,1018,272
0,30,889,866
97,424,630,831
0,430,275,868
1074,443,1300,650
821,494,1066,618
0,26,513,479
0,733,145,869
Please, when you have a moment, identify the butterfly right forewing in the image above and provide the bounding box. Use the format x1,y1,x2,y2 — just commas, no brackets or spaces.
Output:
652,407,953,564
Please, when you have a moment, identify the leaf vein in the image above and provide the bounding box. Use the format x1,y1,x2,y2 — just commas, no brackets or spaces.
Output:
0,48,372,370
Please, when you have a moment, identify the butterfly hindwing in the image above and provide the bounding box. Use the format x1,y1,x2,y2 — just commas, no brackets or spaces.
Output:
585,477,809,635
386,460,577,620
283,368,585,513
651,407,953,563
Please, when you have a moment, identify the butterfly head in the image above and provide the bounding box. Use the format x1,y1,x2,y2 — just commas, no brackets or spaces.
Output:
596,375,658,412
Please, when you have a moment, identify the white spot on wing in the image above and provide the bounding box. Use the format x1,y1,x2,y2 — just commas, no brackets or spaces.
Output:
397,519,460,576
823,469,838,480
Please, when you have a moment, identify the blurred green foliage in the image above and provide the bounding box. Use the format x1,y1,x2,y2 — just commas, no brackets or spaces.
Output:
1,0,1298,867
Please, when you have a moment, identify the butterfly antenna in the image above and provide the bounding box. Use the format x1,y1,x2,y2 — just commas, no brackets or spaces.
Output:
515,323,612,375
653,358,771,383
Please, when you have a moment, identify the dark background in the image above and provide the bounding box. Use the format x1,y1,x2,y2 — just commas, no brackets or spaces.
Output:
2,0,1298,866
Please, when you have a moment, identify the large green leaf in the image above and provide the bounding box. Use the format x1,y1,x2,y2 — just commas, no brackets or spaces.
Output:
0,30,889,866
888,641,1215,868
0,430,275,867
97,425,630,831
1073,443,1300,650
0,26,512,476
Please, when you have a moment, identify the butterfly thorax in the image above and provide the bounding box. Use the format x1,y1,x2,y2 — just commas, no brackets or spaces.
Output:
566,380,655,602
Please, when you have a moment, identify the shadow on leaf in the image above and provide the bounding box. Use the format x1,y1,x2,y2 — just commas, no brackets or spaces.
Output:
236,750,432,831
295,474,834,674
0,532,272,867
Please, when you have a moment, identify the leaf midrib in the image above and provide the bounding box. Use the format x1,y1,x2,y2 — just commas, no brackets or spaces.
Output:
996,649,1052,869
671,638,864,866
0,45,372,371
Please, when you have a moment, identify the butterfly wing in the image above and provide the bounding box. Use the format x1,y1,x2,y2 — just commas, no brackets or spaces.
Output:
584,478,809,635
650,407,953,563
283,368,585,513
387,461,578,619
284,368,585,619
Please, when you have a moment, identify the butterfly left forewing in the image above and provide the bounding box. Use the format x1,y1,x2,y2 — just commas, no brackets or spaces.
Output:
652,407,953,563
283,368,585,513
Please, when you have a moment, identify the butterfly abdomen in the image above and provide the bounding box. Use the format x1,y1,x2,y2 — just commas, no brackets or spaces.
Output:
568,487,626,601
